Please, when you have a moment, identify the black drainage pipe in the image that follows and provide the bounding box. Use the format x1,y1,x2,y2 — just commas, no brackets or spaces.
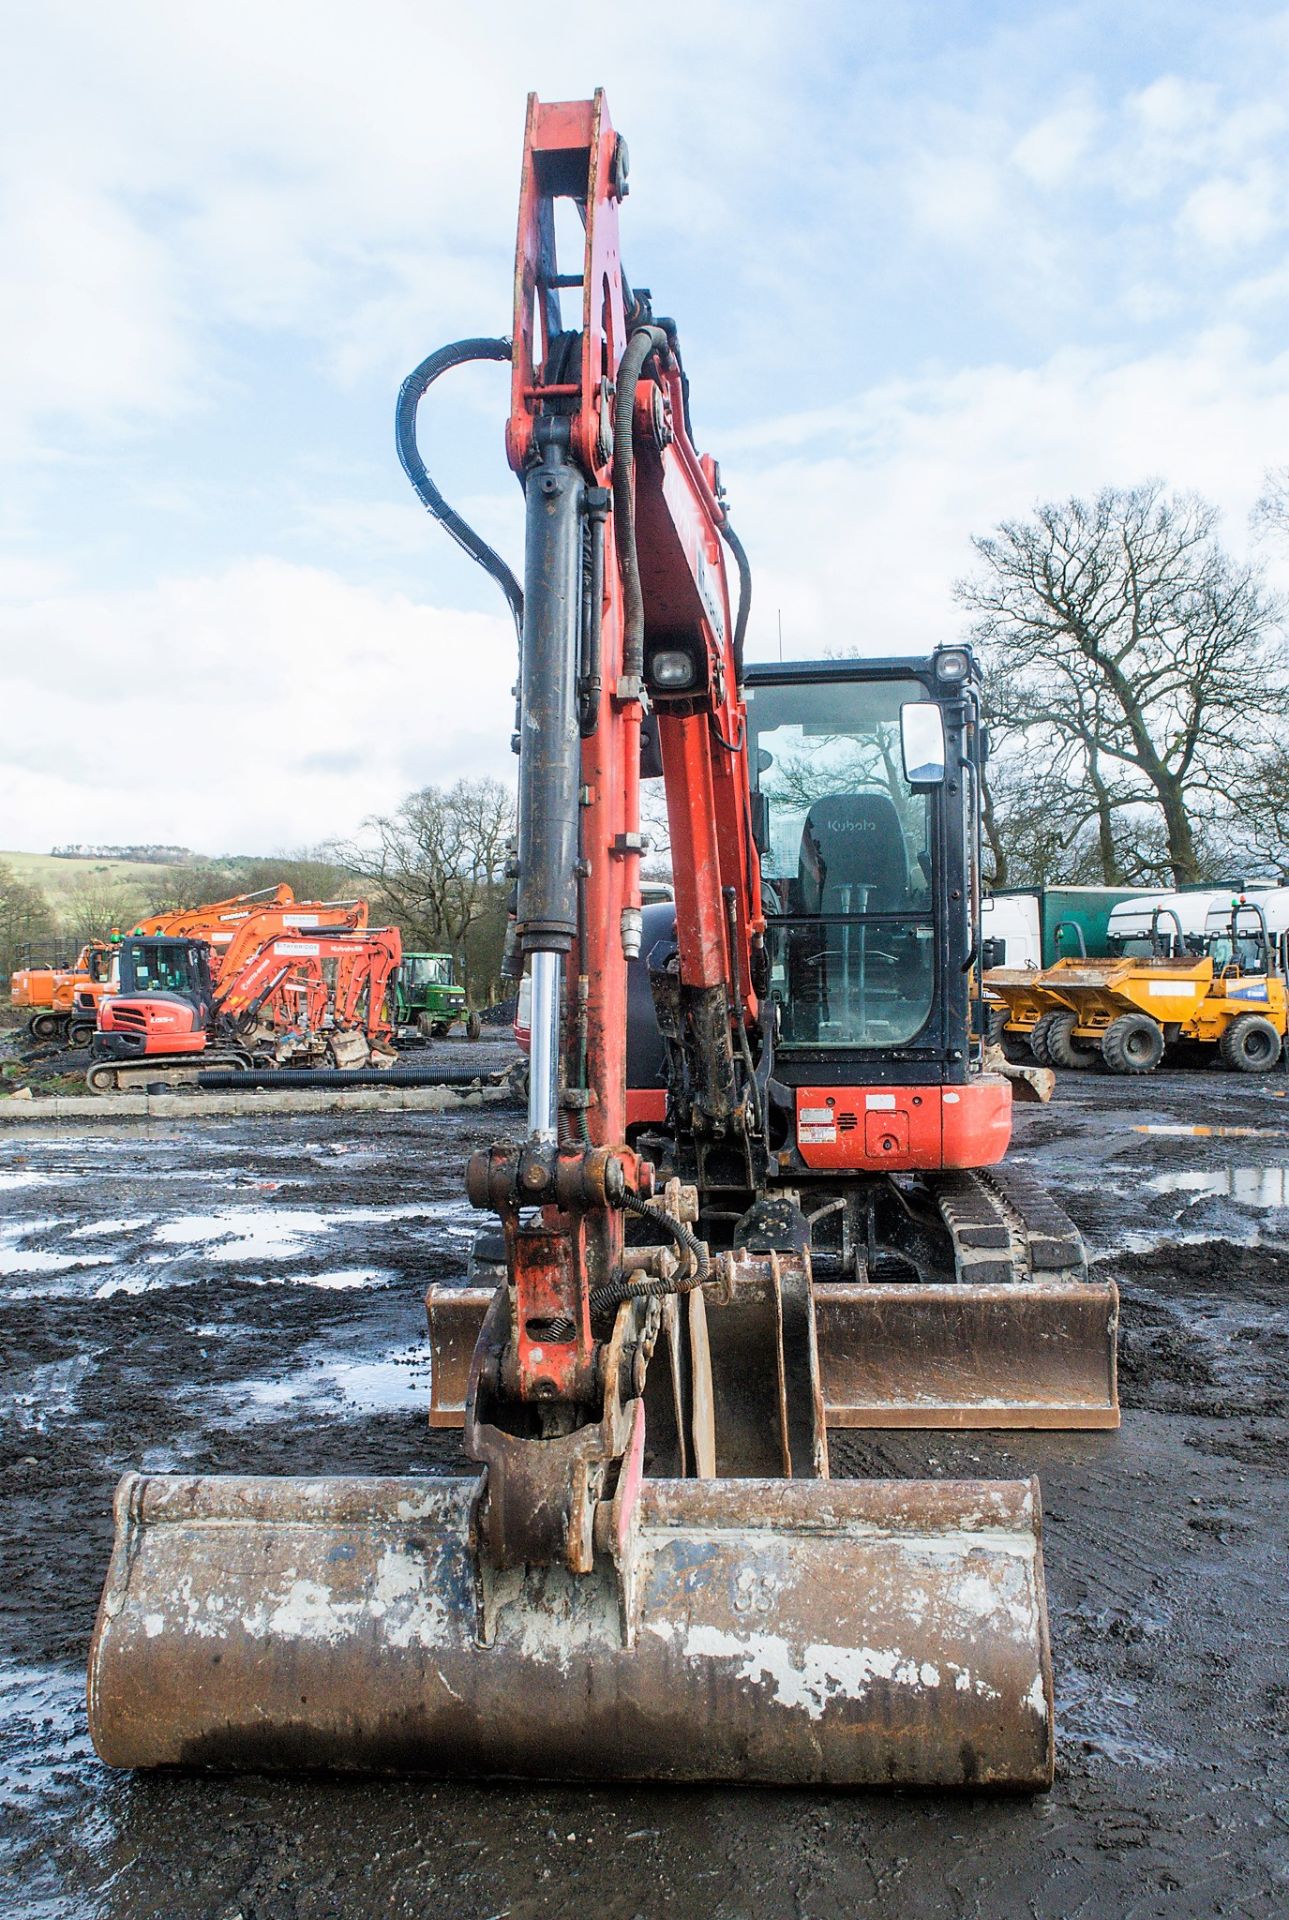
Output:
196,1067,503,1091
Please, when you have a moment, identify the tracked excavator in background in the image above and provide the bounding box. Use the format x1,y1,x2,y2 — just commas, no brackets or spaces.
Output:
12,885,352,1048
87,922,400,1092
88,92,1118,1788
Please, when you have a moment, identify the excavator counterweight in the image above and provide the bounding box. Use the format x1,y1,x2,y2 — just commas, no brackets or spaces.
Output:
87,90,1103,1789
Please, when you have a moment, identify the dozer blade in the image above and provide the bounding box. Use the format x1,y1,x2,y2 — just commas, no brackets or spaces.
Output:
815,1281,1120,1430
88,1470,1053,1788
427,1280,1121,1431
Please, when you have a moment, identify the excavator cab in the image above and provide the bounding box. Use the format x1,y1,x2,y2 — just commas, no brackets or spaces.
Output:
95,937,214,1060
116,936,214,1007
617,650,1117,1430
749,655,976,1105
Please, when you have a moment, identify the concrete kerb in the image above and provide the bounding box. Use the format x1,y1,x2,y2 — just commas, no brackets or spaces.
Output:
0,1083,519,1123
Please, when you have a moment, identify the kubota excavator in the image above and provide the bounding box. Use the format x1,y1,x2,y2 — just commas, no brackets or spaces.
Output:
87,923,400,1092
87,93,1117,1788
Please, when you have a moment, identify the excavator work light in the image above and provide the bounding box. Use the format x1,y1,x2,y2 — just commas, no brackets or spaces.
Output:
935,648,970,681
649,647,698,690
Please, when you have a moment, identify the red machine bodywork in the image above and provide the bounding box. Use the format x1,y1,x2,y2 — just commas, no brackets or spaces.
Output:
792,1082,1011,1173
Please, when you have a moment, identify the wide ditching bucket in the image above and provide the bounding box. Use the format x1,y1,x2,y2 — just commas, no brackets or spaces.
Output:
88,1469,1053,1788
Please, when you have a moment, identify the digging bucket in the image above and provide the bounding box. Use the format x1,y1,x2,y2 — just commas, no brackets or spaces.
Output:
88,1470,1053,1788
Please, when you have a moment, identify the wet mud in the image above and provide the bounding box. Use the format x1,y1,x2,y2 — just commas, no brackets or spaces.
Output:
1,1072,1286,1917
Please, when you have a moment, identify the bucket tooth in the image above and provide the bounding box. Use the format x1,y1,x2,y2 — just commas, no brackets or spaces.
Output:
87,1470,1053,1788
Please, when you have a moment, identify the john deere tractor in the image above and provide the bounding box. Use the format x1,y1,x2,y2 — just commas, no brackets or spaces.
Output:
392,952,477,1042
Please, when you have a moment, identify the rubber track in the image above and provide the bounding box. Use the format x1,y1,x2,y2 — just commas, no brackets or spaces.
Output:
929,1166,1087,1286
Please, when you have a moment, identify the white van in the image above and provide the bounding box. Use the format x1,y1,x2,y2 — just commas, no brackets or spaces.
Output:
1106,890,1233,957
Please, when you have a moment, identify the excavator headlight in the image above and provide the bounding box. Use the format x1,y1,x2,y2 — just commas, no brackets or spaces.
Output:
935,649,970,682
649,648,698,691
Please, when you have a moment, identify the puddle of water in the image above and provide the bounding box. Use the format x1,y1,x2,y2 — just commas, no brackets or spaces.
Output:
1057,1670,1177,1772
0,1660,109,1918
149,1200,474,1266
0,1661,93,1805
1149,1167,1289,1207
0,1170,50,1191
246,1266,395,1291
3,1355,97,1431
236,1354,427,1418
0,1247,115,1278
1117,1225,1269,1255
151,1208,322,1261
67,1216,155,1240
92,1264,203,1299
1133,1123,1289,1140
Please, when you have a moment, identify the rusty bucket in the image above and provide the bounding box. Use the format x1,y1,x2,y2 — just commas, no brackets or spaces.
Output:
88,1469,1053,1788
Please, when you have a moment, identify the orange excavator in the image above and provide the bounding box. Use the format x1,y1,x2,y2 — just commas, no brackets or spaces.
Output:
12,941,117,1045
86,923,401,1092
88,94,1115,1788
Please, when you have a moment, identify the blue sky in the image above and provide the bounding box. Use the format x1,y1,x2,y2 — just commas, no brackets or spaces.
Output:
4,1,1289,852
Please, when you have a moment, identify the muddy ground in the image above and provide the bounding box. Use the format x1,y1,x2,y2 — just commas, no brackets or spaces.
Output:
1,1067,1285,1918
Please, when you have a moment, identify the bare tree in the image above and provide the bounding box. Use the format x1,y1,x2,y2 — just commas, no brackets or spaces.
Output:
1253,466,1289,543
961,484,1287,886
0,863,57,980
63,875,151,945
344,778,515,1005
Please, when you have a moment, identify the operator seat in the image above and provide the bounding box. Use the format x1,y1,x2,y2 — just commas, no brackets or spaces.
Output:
797,792,910,915
789,793,913,1042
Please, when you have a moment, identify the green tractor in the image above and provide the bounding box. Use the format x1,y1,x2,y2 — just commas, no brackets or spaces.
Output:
392,952,478,1042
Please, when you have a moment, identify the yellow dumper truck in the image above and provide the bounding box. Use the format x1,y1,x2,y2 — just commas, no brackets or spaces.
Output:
1020,899,1286,1074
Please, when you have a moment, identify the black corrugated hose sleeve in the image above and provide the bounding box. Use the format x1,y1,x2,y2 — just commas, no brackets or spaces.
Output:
585,1190,709,1317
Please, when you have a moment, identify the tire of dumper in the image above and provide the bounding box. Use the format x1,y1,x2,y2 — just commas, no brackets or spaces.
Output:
1101,1012,1165,1074
1028,1012,1057,1065
1044,1011,1097,1070
1219,1013,1282,1073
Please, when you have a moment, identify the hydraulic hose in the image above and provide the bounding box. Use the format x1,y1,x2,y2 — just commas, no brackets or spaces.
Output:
720,520,752,685
543,1193,710,1340
612,324,669,680
396,339,524,644
586,1190,710,1317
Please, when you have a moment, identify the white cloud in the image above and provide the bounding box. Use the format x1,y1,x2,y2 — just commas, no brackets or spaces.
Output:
1177,168,1280,252
0,561,517,851
732,328,1289,669
0,181,192,458
1011,101,1100,189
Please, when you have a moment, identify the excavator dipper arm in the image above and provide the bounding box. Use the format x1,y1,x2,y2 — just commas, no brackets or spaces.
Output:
87,92,1055,1788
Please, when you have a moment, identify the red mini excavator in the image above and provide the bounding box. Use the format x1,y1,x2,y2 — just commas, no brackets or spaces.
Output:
87,93,1117,1788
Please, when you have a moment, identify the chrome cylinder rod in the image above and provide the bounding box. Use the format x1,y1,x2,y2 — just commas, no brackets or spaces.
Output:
527,949,562,1142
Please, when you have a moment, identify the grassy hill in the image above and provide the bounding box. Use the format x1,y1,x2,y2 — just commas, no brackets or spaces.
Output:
2,850,185,919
